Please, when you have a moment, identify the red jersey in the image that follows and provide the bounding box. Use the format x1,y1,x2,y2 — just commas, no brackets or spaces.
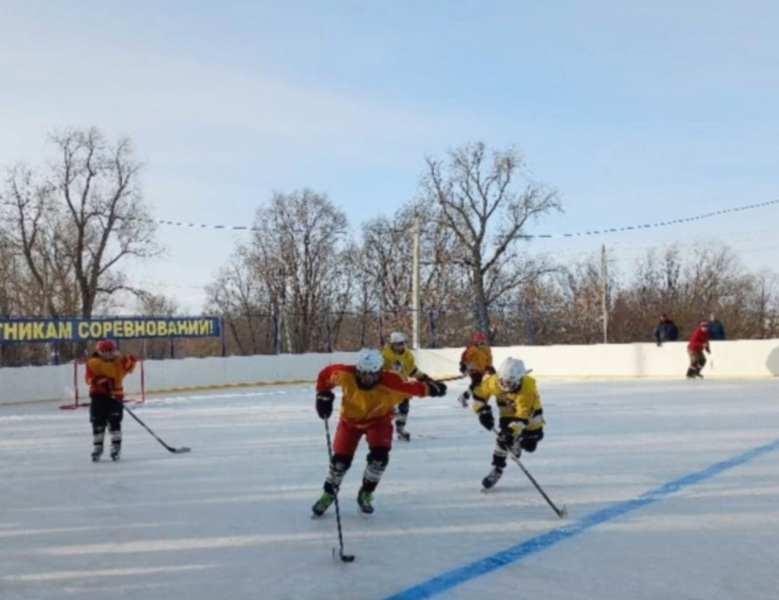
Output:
316,364,429,423
687,327,710,352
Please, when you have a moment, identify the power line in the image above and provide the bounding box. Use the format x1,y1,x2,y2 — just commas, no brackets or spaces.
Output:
520,200,779,239
153,199,779,239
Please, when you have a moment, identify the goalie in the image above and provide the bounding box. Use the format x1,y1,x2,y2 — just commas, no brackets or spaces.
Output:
85,340,138,462
471,357,545,490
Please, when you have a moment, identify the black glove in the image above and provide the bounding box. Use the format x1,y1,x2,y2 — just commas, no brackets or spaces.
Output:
485,366,496,375
477,405,494,431
459,361,467,374
519,427,543,453
315,390,334,420
416,373,432,383
425,380,447,397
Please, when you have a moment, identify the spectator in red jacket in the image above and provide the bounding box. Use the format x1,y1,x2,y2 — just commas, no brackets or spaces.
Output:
687,321,711,378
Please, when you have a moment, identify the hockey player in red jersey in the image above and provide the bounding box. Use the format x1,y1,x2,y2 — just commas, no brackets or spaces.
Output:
457,332,495,407
687,321,711,379
85,340,138,461
312,348,447,516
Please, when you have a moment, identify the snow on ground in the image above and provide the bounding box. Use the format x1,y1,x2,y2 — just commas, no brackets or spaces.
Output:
1,377,778,600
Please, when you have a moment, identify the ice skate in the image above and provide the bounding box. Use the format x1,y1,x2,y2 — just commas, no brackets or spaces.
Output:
481,467,503,490
110,444,121,461
458,391,470,408
91,446,103,462
311,492,334,517
395,423,410,442
357,489,374,515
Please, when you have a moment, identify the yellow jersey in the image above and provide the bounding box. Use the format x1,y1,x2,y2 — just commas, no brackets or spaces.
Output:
461,344,493,373
85,354,137,400
472,374,544,433
381,345,424,381
317,364,430,423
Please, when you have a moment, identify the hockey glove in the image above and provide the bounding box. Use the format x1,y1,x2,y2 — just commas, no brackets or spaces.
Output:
477,404,494,431
416,373,432,383
459,361,467,375
519,427,544,453
485,366,496,375
92,376,113,395
315,390,335,420
425,380,447,397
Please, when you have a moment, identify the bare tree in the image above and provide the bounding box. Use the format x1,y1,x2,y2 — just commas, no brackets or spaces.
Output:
204,189,351,354
1,128,161,318
204,246,273,355
249,189,350,352
359,200,464,332
421,141,561,338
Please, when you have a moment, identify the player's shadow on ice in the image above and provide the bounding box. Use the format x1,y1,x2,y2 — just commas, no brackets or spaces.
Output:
765,346,779,376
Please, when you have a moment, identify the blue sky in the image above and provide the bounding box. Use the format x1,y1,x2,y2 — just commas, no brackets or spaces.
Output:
1,0,778,312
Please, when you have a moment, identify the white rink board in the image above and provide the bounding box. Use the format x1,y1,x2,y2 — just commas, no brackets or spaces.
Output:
2,339,779,406
1,377,778,600
0,352,359,406
416,338,779,379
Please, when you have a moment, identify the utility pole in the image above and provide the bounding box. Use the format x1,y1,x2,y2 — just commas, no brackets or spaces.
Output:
412,215,421,350
41,255,57,363
601,244,608,344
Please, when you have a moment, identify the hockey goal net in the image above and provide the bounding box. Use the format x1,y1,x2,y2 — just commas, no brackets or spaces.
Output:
59,357,146,410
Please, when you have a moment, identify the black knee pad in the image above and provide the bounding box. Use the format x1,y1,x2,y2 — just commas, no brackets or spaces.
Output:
108,416,122,431
109,406,124,423
332,453,353,471
367,447,390,468
397,399,410,415
492,453,507,468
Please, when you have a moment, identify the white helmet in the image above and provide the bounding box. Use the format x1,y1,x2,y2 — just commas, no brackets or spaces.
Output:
497,357,527,392
389,332,406,345
355,348,384,389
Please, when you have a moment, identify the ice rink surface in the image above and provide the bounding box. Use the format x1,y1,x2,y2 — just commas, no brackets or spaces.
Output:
1,377,779,600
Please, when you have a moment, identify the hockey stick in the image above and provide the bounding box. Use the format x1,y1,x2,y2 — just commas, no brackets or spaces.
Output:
121,403,191,454
437,374,467,382
492,428,566,518
507,452,567,518
323,419,355,563
419,374,466,383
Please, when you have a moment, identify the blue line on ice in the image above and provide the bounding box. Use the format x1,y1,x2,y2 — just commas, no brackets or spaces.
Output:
379,436,779,600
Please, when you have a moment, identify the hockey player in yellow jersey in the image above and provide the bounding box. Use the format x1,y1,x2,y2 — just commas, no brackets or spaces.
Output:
381,331,431,441
472,357,545,490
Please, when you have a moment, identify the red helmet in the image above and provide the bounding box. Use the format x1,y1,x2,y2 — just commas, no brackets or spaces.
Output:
96,339,116,352
473,332,487,344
